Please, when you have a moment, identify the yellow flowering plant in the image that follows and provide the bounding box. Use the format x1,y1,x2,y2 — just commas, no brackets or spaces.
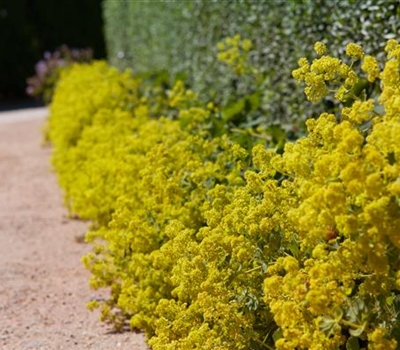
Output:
47,61,141,224
262,39,400,349
49,61,263,344
83,130,250,335
150,40,399,349
48,40,400,350
292,41,379,105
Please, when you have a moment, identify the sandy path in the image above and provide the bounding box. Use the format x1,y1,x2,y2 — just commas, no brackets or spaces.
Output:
0,108,148,350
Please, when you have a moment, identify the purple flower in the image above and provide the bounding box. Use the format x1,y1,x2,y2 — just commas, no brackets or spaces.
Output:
26,86,34,95
35,60,47,76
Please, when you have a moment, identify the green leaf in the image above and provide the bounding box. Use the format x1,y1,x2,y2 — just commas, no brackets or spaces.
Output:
386,295,395,306
346,336,360,350
348,322,367,337
247,91,261,111
288,239,300,260
320,315,338,334
272,328,283,342
346,297,366,323
221,98,246,122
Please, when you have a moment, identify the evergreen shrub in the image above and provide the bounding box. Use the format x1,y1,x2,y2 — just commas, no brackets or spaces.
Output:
102,0,399,128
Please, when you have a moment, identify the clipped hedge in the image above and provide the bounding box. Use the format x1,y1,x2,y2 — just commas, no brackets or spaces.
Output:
102,0,399,128
49,39,400,349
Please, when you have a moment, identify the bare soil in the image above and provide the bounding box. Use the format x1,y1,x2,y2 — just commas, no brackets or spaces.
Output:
0,109,148,350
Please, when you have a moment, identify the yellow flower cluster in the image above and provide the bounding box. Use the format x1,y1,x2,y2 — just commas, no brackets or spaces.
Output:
48,61,140,223
292,41,382,104
293,50,352,102
361,55,380,82
49,61,266,347
217,34,255,76
314,41,327,56
264,40,400,349
167,80,197,108
345,43,364,60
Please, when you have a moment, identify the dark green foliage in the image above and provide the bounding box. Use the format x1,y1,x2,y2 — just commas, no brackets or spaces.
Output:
0,0,105,101
0,0,37,100
28,0,105,59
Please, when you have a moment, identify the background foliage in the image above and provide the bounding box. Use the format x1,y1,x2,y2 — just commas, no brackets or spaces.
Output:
103,0,399,127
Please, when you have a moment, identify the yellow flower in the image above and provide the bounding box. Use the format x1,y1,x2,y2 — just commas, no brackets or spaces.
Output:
282,256,299,273
314,41,327,56
361,55,380,82
344,70,358,88
368,328,397,350
292,58,310,81
241,39,252,52
385,39,400,58
335,85,348,102
346,43,364,60
312,244,328,259
304,73,329,102
341,99,375,125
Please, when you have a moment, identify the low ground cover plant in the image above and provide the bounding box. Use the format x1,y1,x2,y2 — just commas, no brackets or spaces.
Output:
48,39,400,349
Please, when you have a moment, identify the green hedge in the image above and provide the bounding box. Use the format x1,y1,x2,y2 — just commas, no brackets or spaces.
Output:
103,0,399,127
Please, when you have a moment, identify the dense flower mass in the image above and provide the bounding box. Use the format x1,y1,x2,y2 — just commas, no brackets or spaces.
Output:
48,40,400,349
267,39,400,350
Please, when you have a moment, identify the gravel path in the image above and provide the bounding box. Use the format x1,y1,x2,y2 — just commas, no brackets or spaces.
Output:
0,108,148,350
